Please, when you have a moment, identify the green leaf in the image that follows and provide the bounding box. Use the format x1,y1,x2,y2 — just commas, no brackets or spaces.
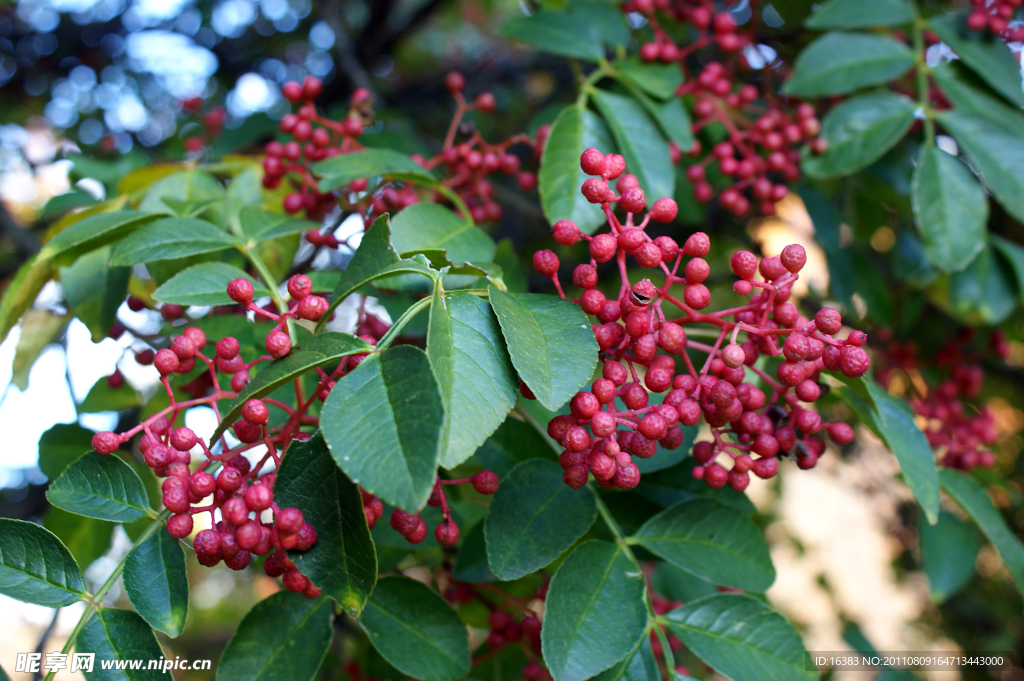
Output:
832,377,939,523
939,109,1024,223
939,469,1024,600
946,243,1017,325
470,417,556,476
539,106,617,234
498,12,605,61
805,0,914,28
636,459,757,515
38,424,94,479
0,518,86,607
59,246,130,340
427,289,517,469
630,498,775,591
452,522,497,583
991,235,1024,304
619,81,693,151
488,286,599,411
593,636,660,681
46,451,152,523
911,144,987,272
321,345,445,512
216,592,333,681
79,378,143,413
43,508,113,571
123,529,189,638
591,89,675,205
274,432,378,617
316,216,434,332
929,14,1024,108
783,32,914,97
493,239,527,294
803,93,916,178
570,0,629,48
11,310,68,390
931,63,1024,136
0,253,56,342
109,217,240,266
138,169,224,214
154,262,271,307
77,608,168,681
484,459,597,581
615,57,683,100
542,540,647,681
312,149,436,192
390,203,495,266
664,594,816,681
920,510,980,602
210,332,371,445
40,210,159,262
360,576,471,681
238,206,318,244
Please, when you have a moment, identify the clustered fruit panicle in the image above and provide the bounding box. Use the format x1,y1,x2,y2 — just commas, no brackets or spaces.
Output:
620,0,826,217
534,149,870,492
95,272,500,594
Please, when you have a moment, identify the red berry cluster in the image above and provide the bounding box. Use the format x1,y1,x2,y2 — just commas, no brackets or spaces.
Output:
262,73,538,242
619,0,825,217
535,149,869,492
965,0,1024,40
444,579,550,679
381,472,500,546
876,329,1007,471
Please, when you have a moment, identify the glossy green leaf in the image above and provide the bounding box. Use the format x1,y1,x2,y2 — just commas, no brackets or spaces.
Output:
321,345,445,512
541,540,647,681
123,529,189,638
109,217,239,265
360,576,471,681
79,378,143,413
939,469,1024,599
43,508,113,572
929,14,1024,107
154,262,270,306
991,235,1024,303
390,203,495,266
591,89,675,205
0,518,86,607
488,285,599,411
946,243,1017,325
484,459,597,581
138,169,223,214
920,510,980,602
40,210,159,262
803,93,916,178
499,12,604,61
38,424,94,479
238,206,318,244
313,148,436,192
664,594,816,681
615,57,683,100
11,310,68,390
939,109,1024,223
570,0,629,48
784,32,914,96
46,451,151,523
931,63,1024,136
274,432,378,616
630,498,775,591
452,522,496,583
216,592,333,681
59,245,130,340
470,416,556,476
636,459,758,515
911,144,987,272
539,106,617,234
428,289,517,469
210,332,371,444
317,216,434,332
620,81,693,151
593,636,660,681
77,608,168,681
805,0,913,28
832,377,939,523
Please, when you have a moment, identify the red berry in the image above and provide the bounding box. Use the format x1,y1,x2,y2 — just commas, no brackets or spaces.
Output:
435,519,460,546
620,187,646,213
445,71,465,93
650,197,678,223
242,399,269,425
533,250,560,276
580,148,606,176
780,244,807,273
266,331,292,359
816,308,843,334
227,278,255,304
288,274,312,299
731,251,758,280
553,220,581,245
472,470,500,494
154,349,179,376
91,431,120,455
282,82,303,103
167,513,193,538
